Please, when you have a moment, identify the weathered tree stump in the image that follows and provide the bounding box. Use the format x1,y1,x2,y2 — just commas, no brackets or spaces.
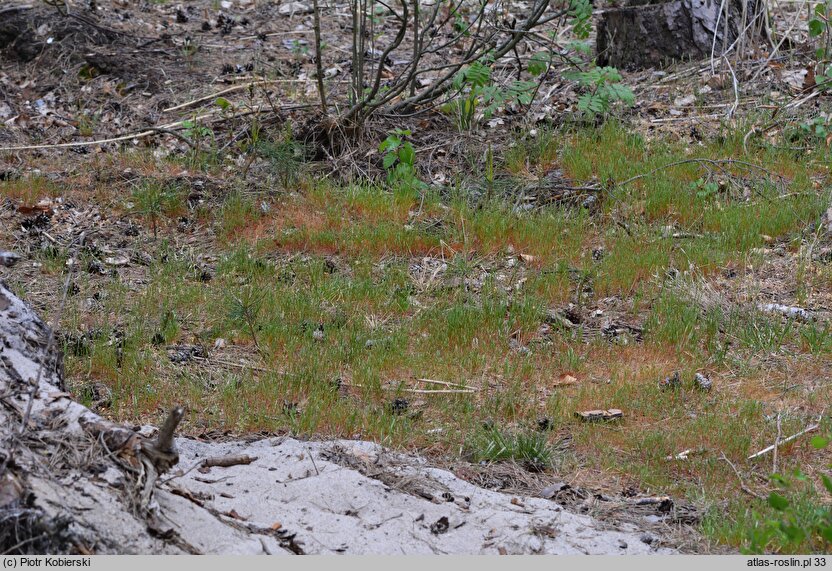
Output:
597,0,767,70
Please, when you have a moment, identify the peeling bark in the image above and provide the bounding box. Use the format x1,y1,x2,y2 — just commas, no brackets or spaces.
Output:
597,0,767,70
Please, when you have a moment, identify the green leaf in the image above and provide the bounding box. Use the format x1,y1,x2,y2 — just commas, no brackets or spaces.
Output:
779,523,806,543
398,143,415,166
770,473,791,488
822,474,832,494
812,436,829,449
465,61,492,88
566,40,592,55
528,52,550,76
820,525,832,543
598,66,624,82
810,19,825,37
768,492,790,511
579,93,606,114
382,153,398,169
379,135,401,153
452,71,465,91
215,97,231,110
607,83,635,104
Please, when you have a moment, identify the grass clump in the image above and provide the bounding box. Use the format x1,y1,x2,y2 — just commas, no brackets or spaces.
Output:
131,179,185,238
469,426,553,472
258,130,307,188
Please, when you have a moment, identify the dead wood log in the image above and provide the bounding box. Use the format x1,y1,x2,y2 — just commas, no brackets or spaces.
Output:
200,454,258,469
0,273,188,553
575,409,624,421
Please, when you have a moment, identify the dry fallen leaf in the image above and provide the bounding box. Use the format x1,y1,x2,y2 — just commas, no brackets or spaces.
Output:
224,509,247,521
555,373,578,386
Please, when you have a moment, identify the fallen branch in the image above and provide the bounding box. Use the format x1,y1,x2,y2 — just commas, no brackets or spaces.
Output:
0,113,216,153
402,388,475,394
0,5,32,16
142,406,185,473
747,417,822,460
200,454,258,469
415,378,477,390
0,251,20,268
162,80,280,113
190,355,290,376
344,382,475,395
758,303,812,321
720,452,764,500
0,104,309,153
575,409,623,422
0,238,80,481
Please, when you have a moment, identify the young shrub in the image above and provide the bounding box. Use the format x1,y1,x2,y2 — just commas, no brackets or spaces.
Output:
131,180,184,239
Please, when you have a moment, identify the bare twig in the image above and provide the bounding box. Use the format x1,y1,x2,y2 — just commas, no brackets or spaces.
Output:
748,414,823,460
720,452,765,499
163,80,278,113
415,378,477,390
723,56,739,119
343,0,410,122
312,0,328,113
773,411,783,473
0,5,33,16
154,406,185,454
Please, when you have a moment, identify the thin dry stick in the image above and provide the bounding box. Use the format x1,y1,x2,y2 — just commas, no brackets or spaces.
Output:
400,388,474,394
750,0,808,83
201,454,258,468
306,447,320,476
0,5,33,16
344,382,474,394
748,414,823,460
720,452,765,499
163,80,279,113
738,0,748,60
0,113,216,152
617,158,783,188
723,55,740,119
415,378,477,390
710,0,728,74
190,355,289,375
0,129,166,153
773,411,783,473
311,0,328,113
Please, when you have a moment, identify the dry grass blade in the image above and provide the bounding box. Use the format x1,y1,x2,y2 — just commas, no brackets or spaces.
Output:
415,378,478,390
